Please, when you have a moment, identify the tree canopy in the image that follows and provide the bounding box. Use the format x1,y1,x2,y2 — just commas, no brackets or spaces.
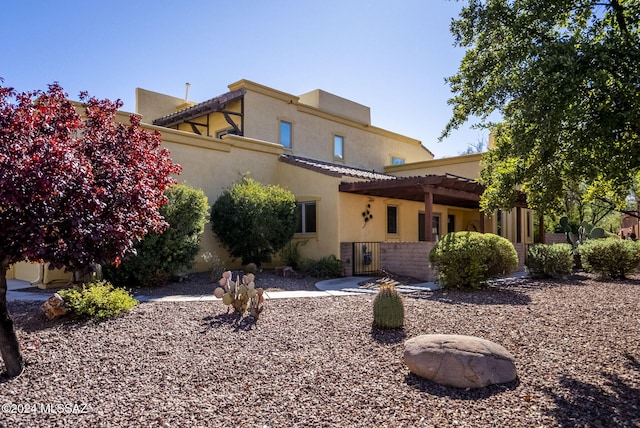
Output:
443,0,640,215
0,81,181,377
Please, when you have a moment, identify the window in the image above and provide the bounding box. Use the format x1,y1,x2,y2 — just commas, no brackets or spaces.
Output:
295,201,316,234
418,212,442,241
387,205,398,234
432,214,441,241
497,210,503,236
280,120,292,149
447,214,455,234
334,135,344,160
391,156,405,165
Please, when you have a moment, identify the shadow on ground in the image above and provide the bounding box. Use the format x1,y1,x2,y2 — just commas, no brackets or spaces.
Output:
404,372,520,399
406,288,532,306
542,353,640,427
202,312,258,332
370,326,406,344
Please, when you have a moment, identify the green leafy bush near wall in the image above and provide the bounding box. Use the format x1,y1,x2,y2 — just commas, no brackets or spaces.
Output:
300,255,343,278
429,232,518,289
280,240,308,270
211,177,297,266
579,239,640,279
526,244,574,279
59,280,139,320
104,184,209,287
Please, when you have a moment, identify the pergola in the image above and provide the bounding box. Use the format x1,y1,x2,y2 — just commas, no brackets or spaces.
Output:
339,174,528,242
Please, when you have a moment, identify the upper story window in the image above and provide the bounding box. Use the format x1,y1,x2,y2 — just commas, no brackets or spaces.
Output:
295,201,317,234
279,120,292,149
334,135,344,161
391,156,405,165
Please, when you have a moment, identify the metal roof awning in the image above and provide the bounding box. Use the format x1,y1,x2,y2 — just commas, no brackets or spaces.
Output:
152,88,246,128
339,174,527,209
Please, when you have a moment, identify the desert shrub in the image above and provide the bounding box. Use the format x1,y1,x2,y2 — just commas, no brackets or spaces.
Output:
244,263,258,274
578,238,640,279
372,284,404,329
211,177,297,266
526,243,574,279
201,251,227,282
280,240,308,270
104,184,210,287
59,280,139,320
429,231,518,289
301,255,343,278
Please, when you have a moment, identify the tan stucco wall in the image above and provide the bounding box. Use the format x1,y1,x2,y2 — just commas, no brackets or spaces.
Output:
298,89,371,124
136,88,194,123
338,193,470,243
275,163,342,260
385,153,483,180
150,127,284,271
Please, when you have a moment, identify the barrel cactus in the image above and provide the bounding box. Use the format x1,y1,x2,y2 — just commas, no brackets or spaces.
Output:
372,284,404,329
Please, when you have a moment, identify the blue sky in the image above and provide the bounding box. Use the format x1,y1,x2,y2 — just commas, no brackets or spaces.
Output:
1,0,487,158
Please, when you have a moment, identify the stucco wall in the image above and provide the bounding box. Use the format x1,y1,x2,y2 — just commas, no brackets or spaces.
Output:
385,153,483,180
236,82,432,172
275,162,343,260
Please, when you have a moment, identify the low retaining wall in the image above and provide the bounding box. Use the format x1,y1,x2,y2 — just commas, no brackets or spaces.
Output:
341,240,527,281
341,241,437,281
544,233,568,245
380,242,438,281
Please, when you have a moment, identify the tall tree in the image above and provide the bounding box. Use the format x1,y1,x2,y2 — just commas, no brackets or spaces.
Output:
442,0,640,215
0,81,181,377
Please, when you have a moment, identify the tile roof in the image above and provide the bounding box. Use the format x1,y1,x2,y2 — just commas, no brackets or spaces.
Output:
152,88,246,128
279,154,396,181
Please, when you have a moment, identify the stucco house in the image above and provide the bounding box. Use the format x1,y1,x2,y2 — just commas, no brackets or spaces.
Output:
9,79,532,284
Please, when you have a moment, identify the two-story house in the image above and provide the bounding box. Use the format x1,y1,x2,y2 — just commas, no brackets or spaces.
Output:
9,79,532,284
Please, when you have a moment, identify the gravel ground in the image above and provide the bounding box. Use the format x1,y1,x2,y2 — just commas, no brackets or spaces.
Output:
2,272,640,427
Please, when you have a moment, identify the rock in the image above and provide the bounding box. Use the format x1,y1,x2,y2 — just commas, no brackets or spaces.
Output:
274,266,297,278
403,334,517,389
41,293,70,320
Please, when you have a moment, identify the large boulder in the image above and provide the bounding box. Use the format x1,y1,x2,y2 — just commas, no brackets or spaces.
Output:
404,334,517,389
41,293,70,320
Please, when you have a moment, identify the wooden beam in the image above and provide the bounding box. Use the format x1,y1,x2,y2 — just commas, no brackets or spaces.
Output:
516,207,522,243
425,191,433,242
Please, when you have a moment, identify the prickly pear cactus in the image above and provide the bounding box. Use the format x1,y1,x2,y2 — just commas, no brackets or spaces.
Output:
559,216,605,246
372,284,404,329
214,271,265,319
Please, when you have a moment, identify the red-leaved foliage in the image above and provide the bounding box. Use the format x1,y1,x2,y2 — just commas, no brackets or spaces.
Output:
0,82,182,272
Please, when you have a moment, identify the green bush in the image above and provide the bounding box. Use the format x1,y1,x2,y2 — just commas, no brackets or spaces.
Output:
59,280,139,320
104,184,209,287
280,240,307,270
301,255,343,278
211,177,297,266
578,238,640,279
429,232,518,289
526,243,574,279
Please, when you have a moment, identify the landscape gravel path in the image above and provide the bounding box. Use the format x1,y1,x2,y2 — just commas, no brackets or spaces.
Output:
1,272,639,427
